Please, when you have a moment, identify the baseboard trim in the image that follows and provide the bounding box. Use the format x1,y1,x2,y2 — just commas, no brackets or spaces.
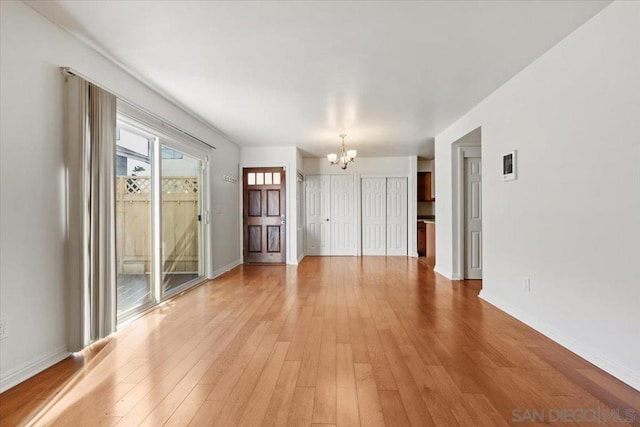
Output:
0,345,70,393
297,254,305,264
479,290,640,392
433,265,452,279
210,259,241,280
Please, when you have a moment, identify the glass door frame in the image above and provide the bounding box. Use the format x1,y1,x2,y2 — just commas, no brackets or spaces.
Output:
115,118,159,324
159,137,209,299
115,111,211,326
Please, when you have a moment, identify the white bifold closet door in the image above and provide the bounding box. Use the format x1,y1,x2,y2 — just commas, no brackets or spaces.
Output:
386,178,408,255
361,178,386,255
330,175,356,255
361,177,407,256
305,175,356,256
305,175,331,255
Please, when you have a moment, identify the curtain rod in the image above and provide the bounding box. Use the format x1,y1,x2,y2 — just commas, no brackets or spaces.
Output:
61,67,216,150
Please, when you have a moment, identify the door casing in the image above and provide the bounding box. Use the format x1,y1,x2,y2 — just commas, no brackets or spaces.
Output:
464,156,482,279
304,174,357,256
115,112,211,325
361,177,408,256
243,167,287,263
452,141,482,280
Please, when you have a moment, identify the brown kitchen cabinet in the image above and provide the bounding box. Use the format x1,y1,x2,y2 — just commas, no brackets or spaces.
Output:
426,221,436,266
417,221,426,256
417,172,435,201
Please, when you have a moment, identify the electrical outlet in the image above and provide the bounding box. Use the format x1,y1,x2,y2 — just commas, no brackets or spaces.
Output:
0,317,7,339
524,278,531,292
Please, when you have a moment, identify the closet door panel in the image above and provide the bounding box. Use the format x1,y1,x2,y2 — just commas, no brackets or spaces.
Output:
361,178,386,255
305,175,331,255
330,175,356,255
386,178,408,255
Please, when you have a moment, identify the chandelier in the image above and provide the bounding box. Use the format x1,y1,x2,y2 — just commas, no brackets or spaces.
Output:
327,134,357,170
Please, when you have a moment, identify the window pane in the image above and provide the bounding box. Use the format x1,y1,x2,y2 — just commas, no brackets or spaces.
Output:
256,173,264,185
248,173,255,185
116,127,150,159
162,147,201,295
116,126,153,319
264,172,272,185
273,172,281,185
161,146,183,159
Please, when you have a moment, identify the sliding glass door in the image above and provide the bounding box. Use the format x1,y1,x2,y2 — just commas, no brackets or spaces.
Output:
115,124,156,318
161,146,203,296
115,118,208,324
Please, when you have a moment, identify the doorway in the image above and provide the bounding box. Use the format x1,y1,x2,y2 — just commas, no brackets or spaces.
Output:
115,117,209,323
243,167,286,263
160,146,204,295
464,155,482,279
361,177,408,256
452,127,483,280
304,175,356,256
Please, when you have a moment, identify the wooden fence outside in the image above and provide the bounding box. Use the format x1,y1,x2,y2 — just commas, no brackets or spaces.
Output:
116,176,200,275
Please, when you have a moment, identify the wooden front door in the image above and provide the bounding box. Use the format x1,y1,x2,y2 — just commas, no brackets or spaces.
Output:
243,167,286,263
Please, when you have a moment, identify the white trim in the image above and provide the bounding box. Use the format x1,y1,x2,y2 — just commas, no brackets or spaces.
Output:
210,259,242,280
159,136,212,288
305,174,358,257
479,290,640,392
451,137,482,280
409,156,418,261
0,346,70,393
60,64,234,148
116,99,216,151
296,171,305,264
355,173,362,256
433,265,463,280
433,265,453,279
117,109,213,159
359,172,412,257
359,172,410,178
115,114,213,319
240,162,296,264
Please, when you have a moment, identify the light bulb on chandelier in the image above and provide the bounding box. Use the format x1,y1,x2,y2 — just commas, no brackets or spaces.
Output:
327,134,357,170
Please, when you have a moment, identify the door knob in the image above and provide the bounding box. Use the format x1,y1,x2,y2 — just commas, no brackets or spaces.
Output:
325,218,330,222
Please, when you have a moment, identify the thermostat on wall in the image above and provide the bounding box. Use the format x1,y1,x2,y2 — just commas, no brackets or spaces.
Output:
502,150,517,181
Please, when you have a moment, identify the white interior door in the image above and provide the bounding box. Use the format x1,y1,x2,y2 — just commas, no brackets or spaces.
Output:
305,175,330,255
386,178,407,256
330,175,356,255
465,157,482,278
361,178,386,255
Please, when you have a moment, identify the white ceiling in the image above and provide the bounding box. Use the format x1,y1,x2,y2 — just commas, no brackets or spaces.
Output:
28,0,610,158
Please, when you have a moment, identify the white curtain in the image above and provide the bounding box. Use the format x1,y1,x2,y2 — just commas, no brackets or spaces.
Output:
64,73,116,351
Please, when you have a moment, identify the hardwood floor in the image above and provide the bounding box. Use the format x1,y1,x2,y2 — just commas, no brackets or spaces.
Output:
2,257,638,426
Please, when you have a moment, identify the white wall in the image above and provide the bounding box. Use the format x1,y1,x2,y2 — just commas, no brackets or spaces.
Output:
0,1,240,391
304,156,418,257
209,141,242,276
435,1,640,390
241,146,300,264
296,148,305,263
